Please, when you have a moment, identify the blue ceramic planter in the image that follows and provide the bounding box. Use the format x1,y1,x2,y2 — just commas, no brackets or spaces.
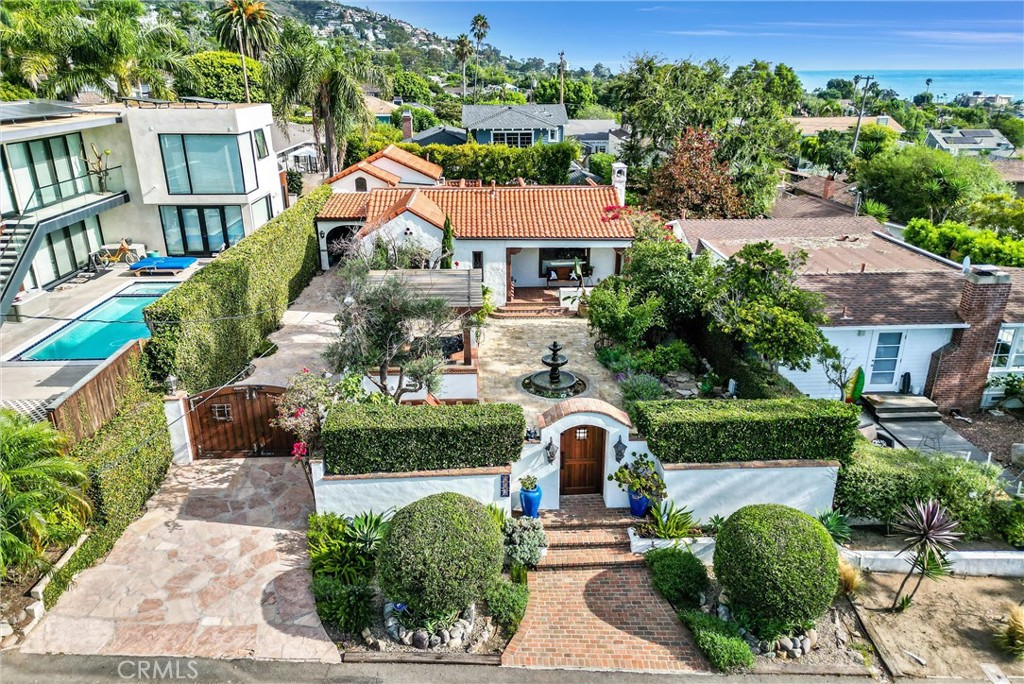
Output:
520,485,542,518
628,489,650,517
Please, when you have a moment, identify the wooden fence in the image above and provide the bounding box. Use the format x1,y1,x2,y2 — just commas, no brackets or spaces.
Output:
47,339,145,441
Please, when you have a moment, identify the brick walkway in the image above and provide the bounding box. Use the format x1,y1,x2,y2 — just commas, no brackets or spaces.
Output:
502,496,708,673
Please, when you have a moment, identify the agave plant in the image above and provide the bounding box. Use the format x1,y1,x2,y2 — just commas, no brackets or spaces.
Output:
817,509,851,544
890,500,962,612
645,499,697,539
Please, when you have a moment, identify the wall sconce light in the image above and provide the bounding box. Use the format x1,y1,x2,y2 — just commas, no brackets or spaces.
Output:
613,435,627,462
165,375,178,394
544,437,558,464
319,230,326,239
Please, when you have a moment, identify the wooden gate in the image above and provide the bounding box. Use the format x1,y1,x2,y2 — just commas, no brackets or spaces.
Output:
559,425,606,495
186,385,292,459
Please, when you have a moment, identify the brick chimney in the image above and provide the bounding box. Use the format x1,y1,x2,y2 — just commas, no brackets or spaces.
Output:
925,266,1011,410
822,177,834,200
401,111,413,140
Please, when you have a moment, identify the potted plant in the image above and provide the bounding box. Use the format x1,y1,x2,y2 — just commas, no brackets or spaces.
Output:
608,454,666,517
520,475,542,518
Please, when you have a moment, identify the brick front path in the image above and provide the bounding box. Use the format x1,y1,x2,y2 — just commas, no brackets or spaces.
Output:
503,495,709,673
503,567,709,672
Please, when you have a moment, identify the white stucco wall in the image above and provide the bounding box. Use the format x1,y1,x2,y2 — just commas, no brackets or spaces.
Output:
373,158,438,186
659,461,839,522
360,370,478,402
328,171,394,194
360,213,444,256
779,326,956,398
310,460,510,517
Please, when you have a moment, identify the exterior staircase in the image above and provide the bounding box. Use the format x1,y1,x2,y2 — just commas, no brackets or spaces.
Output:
494,289,572,318
0,221,37,313
862,393,942,422
537,495,644,570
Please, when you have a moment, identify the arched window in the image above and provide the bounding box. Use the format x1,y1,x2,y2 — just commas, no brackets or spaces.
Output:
354,177,368,192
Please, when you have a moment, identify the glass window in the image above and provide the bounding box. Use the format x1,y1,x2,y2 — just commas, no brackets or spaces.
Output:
160,206,184,255
492,131,533,148
252,195,271,228
224,205,244,244
253,128,269,159
870,332,903,386
181,208,204,253
160,134,245,194
1,152,15,217
160,205,244,256
992,328,1014,368
5,133,91,212
539,247,589,278
354,177,368,192
202,207,225,251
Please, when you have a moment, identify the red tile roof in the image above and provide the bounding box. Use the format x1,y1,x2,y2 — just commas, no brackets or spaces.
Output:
323,145,444,185
321,185,631,240
319,193,369,220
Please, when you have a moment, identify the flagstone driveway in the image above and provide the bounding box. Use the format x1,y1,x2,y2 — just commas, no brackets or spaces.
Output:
21,458,339,663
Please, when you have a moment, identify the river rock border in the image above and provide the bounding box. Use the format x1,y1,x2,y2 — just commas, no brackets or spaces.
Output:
370,602,493,653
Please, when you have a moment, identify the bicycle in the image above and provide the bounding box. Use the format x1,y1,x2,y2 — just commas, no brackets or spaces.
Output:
90,238,139,269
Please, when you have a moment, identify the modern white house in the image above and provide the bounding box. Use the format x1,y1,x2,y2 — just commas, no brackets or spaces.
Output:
676,215,1024,410
0,99,285,317
925,126,1016,158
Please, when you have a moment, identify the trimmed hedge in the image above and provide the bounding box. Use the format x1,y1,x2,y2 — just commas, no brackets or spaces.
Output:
144,186,331,391
645,547,709,609
486,578,530,633
834,440,1004,539
42,362,172,608
321,403,525,475
634,399,860,465
377,493,504,620
714,504,838,633
392,141,579,185
680,610,754,671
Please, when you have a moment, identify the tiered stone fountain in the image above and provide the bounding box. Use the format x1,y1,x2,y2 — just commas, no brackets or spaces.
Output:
520,340,587,399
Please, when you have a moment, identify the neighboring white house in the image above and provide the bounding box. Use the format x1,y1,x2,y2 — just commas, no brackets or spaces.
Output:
0,99,284,315
925,126,1016,158
675,216,1022,410
323,144,443,193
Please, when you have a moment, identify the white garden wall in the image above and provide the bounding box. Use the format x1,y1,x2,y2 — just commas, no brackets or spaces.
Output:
309,460,511,517
658,460,840,522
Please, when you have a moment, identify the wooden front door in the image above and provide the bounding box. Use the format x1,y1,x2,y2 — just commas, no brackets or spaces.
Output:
187,385,293,459
559,425,605,495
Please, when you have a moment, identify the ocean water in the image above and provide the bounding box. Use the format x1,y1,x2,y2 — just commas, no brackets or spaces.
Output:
796,69,1024,102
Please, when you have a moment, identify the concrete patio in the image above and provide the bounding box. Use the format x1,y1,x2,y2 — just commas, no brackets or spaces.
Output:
20,458,339,663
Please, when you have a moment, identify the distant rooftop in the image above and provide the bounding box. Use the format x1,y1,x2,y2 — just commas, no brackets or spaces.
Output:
462,104,568,130
787,115,905,136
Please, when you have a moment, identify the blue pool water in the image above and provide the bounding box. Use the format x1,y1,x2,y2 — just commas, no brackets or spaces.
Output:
18,283,176,361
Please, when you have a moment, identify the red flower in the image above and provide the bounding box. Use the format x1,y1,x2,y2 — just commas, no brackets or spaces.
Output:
291,442,308,458
295,407,306,417
302,368,309,373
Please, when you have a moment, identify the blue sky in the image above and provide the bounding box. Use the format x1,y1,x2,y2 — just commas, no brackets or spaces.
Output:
359,1,1024,71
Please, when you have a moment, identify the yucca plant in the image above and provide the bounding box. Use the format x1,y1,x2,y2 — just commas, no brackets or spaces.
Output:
890,500,962,612
995,605,1024,660
644,499,697,539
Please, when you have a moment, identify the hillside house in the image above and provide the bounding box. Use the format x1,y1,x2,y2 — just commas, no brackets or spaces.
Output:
925,127,1016,158
461,104,568,147
323,144,444,193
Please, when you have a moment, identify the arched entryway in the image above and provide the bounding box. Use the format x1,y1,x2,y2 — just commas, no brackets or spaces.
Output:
559,425,606,494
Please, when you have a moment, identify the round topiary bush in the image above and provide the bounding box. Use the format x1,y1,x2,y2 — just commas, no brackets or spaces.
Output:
713,504,838,632
377,493,504,620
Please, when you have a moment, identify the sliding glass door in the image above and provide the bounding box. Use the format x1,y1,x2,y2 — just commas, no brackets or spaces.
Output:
160,205,244,256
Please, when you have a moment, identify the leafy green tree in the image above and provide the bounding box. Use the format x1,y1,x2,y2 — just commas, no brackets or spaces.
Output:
856,145,1011,223
586,276,663,348
623,236,700,329
647,127,745,219
854,122,899,161
432,97,462,125
992,113,1024,148
576,103,618,120
912,92,934,106
440,216,454,269
801,129,853,177
693,243,829,371
588,152,615,183
211,0,278,61
391,70,433,104
969,194,1024,239
824,78,856,99
453,34,473,98
177,51,264,103
0,410,92,578
0,80,32,100
390,105,441,133
344,124,402,167
0,0,80,94
324,270,457,404
534,78,596,115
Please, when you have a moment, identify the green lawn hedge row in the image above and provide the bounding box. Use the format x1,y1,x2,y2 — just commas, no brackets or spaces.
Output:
393,141,578,185
322,403,525,475
43,362,172,608
634,399,860,465
143,186,331,391
834,440,1004,539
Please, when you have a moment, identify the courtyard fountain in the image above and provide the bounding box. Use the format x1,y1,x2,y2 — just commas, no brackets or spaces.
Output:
520,340,587,399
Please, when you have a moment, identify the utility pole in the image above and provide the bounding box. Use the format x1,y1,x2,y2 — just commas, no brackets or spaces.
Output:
851,74,874,154
558,51,565,105
236,24,251,103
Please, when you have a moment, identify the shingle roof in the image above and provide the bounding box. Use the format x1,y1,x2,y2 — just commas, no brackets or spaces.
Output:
792,176,857,208
319,185,630,240
786,115,905,135
462,104,568,129
770,191,852,219
323,145,443,185
406,126,467,146
801,271,965,326
993,158,1024,183
1000,268,1024,324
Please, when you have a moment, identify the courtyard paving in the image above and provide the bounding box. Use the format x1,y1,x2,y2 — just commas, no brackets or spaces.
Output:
20,459,339,663
477,317,622,423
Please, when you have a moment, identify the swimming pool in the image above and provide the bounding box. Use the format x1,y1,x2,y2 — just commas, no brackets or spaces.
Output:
16,282,177,362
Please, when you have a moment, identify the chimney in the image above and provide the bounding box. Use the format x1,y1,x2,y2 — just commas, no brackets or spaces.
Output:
822,177,834,201
611,162,627,206
401,111,413,140
925,266,1012,410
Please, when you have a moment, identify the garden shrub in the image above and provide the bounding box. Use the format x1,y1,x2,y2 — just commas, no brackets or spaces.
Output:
680,610,754,671
713,504,838,633
144,186,331,391
177,50,265,103
390,141,578,185
43,361,172,608
586,276,663,348
321,403,525,475
634,399,859,465
619,373,666,421
597,341,698,378
834,440,1004,539
306,513,378,583
377,493,503,620
503,517,548,568
311,575,376,634
485,578,529,633
690,326,802,399
644,547,709,609
993,498,1024,547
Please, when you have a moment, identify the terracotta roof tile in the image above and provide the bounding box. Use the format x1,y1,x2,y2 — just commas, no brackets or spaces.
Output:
323,161,401,186
323,144,444,185
993,158,1024,183
319,193,369,220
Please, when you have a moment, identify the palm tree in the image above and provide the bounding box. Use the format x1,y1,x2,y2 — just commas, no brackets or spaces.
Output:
211,0,279,62
925,77,933,94
0,410,91,579
267,39,380,176
0,0,81,95
454,34,473,99
470,14,489,98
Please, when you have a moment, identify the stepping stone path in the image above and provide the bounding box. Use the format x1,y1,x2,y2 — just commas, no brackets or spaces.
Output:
501,495,709,672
